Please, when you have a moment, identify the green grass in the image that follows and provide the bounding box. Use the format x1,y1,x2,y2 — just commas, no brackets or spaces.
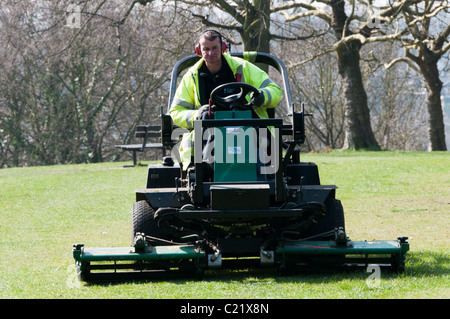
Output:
0,151,448,299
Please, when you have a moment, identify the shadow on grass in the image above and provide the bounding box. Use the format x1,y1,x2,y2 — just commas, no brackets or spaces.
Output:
404,250,449,277
82,250,448,286
196,250,448,283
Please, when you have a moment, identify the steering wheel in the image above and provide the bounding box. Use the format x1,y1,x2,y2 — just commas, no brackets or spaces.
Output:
210,82,259,111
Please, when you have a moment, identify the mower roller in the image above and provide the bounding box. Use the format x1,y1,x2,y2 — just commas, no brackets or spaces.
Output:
72,52,409,282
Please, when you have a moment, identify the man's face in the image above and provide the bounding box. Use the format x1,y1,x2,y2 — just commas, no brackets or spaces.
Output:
199,36,222,65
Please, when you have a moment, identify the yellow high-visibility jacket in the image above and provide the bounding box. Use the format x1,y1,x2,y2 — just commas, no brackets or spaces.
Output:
169,52,282,169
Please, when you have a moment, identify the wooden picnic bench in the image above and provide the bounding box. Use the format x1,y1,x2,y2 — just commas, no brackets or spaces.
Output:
115,125,166,166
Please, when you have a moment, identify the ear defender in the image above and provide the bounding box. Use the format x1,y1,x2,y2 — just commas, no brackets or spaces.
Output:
222,42,227,53
195,44,201,56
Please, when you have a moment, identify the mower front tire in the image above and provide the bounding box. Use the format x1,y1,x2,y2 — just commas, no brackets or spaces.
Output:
306,198,345,240
131,200,171,244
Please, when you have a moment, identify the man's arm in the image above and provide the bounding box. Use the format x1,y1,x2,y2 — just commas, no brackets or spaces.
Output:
244,61,282,110
169,75,200,129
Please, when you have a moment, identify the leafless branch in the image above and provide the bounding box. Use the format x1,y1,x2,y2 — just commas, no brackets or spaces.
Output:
383,57,420,72
287,47,335,69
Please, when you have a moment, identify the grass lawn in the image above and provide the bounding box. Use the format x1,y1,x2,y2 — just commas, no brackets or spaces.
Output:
0,151,448,299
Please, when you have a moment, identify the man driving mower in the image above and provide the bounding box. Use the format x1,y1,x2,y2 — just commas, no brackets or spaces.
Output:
71,32,409,282
169,30,282,170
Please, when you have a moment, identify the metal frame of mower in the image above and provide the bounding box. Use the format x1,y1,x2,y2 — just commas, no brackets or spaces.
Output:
73,52,409,282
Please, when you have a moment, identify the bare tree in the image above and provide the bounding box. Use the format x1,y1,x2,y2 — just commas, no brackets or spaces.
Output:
365,41,428,150
142,0,323,54
186,0,446,151
382,0,449,151
280,0,419,150
1,0,446,167
0,0,187,167
280,32,345,150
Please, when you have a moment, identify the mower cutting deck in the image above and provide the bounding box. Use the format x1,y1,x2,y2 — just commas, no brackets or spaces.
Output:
73,235,409,281
72,52,409,282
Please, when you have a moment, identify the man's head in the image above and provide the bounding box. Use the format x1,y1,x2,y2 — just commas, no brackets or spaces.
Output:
195,30,226,57
195,30,227,73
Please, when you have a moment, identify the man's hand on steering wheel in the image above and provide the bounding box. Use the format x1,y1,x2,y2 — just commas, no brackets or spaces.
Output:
197,104,212,120
250,90,264,107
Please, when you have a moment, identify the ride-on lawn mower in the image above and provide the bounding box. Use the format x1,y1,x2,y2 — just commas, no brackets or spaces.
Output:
72,52,409,282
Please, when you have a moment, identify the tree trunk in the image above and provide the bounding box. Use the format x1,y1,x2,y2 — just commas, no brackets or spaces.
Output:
329,0,380,150
425,86,446,151
417,51,447,151
241,0,270,53
337,41,380,150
